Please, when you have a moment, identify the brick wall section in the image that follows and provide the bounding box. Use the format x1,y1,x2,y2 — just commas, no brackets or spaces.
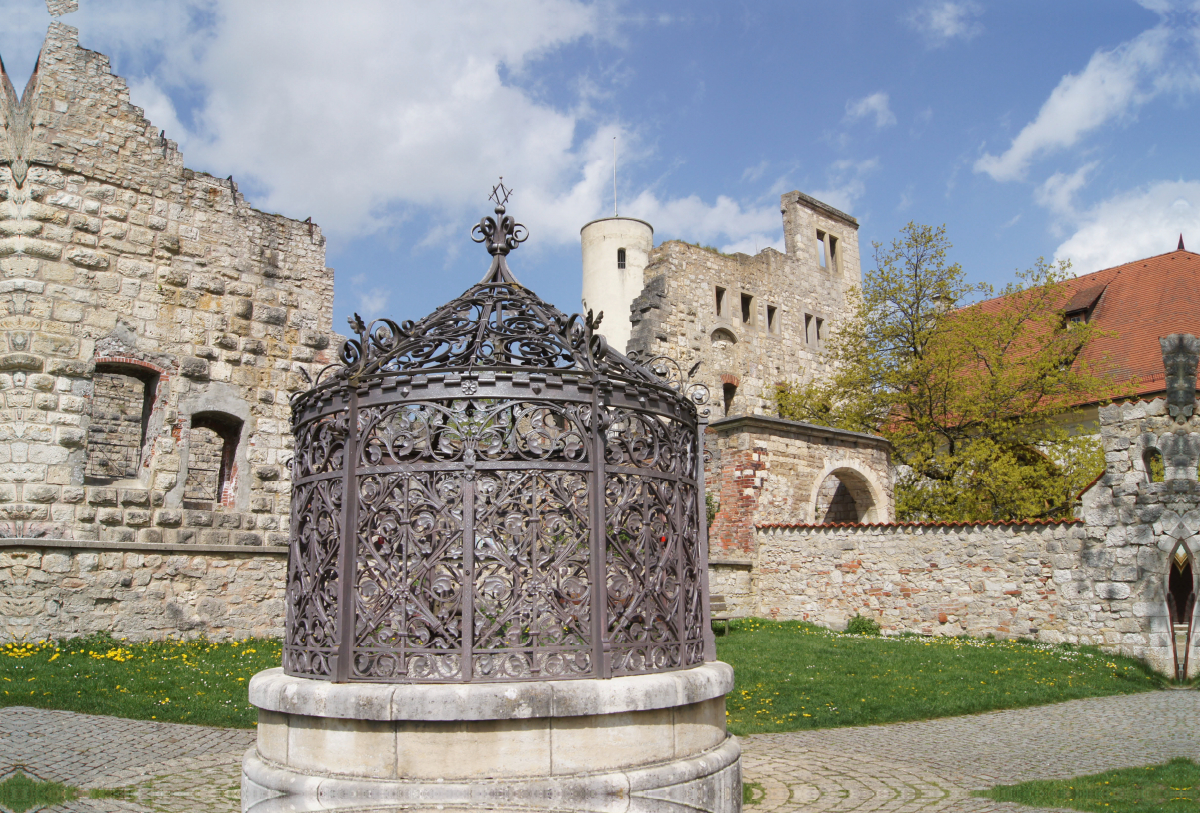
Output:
1,541,286,641
0,23,338,545
628,192,860,417
704,415,892,559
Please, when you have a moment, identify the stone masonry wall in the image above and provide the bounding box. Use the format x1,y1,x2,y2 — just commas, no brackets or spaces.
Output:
1,540,286,641
628,192,860,418
745,521,1082,638
0,23,338,547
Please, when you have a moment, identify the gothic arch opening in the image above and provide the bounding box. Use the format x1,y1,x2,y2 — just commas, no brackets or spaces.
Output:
813,467,880,524
1168,543,1195,680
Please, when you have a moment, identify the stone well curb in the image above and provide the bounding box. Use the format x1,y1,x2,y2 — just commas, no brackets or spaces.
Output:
249,662,735,721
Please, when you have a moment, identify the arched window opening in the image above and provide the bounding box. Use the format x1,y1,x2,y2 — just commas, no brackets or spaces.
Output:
722,383,737,417
184,412,242,509
85,364,159,482
815,468,878,524
711,328,737,349
617,247,626,269
1144,448,1165,483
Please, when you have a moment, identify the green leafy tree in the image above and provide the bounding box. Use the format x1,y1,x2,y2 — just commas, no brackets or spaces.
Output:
777,223,1112,522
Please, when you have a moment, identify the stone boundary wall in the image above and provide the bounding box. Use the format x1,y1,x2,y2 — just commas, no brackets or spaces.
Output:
0,537,285,641
739,522,1085,640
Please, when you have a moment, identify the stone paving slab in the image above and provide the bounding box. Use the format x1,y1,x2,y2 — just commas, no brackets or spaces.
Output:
2,691,1198,812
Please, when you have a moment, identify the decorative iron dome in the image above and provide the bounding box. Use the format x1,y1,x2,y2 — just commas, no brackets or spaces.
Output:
286,185,712,683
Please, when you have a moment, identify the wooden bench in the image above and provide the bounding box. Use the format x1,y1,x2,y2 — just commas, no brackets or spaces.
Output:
710,594,744,635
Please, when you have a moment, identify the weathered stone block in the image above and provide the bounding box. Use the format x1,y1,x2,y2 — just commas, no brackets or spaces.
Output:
87,488,118,506
155,508,183,527
180,357,209,379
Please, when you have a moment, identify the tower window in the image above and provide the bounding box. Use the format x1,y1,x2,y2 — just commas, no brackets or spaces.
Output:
815,317,825,342
828,235,839,271
722,383,737,417
817,230,827,268
617,247,626,270
715,286,726,316
804,314,814,344
741,293,754,325
766,305,778,334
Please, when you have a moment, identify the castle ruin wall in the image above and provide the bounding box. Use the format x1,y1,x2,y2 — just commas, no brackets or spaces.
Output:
0,22,338,552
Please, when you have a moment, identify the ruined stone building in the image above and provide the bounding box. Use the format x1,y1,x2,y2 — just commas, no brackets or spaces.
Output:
582,192,895,562
0,20,337,638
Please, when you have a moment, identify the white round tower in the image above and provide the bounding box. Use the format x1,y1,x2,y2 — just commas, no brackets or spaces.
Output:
580,216,654,355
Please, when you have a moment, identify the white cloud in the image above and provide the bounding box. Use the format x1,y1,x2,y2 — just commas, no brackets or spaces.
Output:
622,190,780,248
0,0,53,87
975,27,1171,182
349,273,392,322
47,0,783,258
1034,161,1098,219
844,92,896,128
906,1,983,47
1053,180,1200,274
809,158,879,214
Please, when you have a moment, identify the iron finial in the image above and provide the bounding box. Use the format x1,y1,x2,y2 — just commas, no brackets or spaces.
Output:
473,177,528,283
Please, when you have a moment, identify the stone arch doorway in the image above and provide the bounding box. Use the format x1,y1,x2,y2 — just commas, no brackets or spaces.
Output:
811,466,884,524
1168,543,1196,680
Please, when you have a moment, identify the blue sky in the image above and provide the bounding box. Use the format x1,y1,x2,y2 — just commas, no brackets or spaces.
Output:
2,0,1197,332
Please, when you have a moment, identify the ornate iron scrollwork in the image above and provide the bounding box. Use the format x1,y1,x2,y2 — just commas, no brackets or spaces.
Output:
287,189,711,684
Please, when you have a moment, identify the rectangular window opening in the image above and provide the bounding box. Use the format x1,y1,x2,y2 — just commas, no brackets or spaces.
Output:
85,367,157,482
715,286,726,317
741,293,754,324
828,235,838,271
722,383,737,417
184,414,242,509
815,317,825,342
804,313,814,344
766,305,778,334
617,247,627,270
817,229,827,268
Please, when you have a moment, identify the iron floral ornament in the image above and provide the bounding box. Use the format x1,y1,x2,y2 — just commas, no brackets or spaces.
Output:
287,189,712,684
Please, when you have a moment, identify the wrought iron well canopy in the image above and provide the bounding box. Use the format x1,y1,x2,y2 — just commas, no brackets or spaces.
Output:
286,189,712,683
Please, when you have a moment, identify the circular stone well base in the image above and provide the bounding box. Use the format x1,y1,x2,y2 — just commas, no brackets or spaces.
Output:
241,663,740,813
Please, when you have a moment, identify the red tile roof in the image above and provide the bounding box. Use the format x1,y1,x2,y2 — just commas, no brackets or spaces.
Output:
979,248,1200,403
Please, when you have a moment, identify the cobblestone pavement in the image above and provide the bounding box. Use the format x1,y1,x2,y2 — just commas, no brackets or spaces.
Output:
742,689,1200,812
2,691,1198,812
0,706,251,812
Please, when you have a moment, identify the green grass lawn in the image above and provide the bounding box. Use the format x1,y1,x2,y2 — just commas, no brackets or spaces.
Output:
0,621,1171,734
975,758,1200,812
0,634,279,728
715,618,1165,736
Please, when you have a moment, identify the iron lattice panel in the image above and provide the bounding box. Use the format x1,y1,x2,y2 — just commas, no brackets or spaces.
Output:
285,200,712,683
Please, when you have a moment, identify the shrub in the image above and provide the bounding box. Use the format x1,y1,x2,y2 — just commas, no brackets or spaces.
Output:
846,614,881,636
